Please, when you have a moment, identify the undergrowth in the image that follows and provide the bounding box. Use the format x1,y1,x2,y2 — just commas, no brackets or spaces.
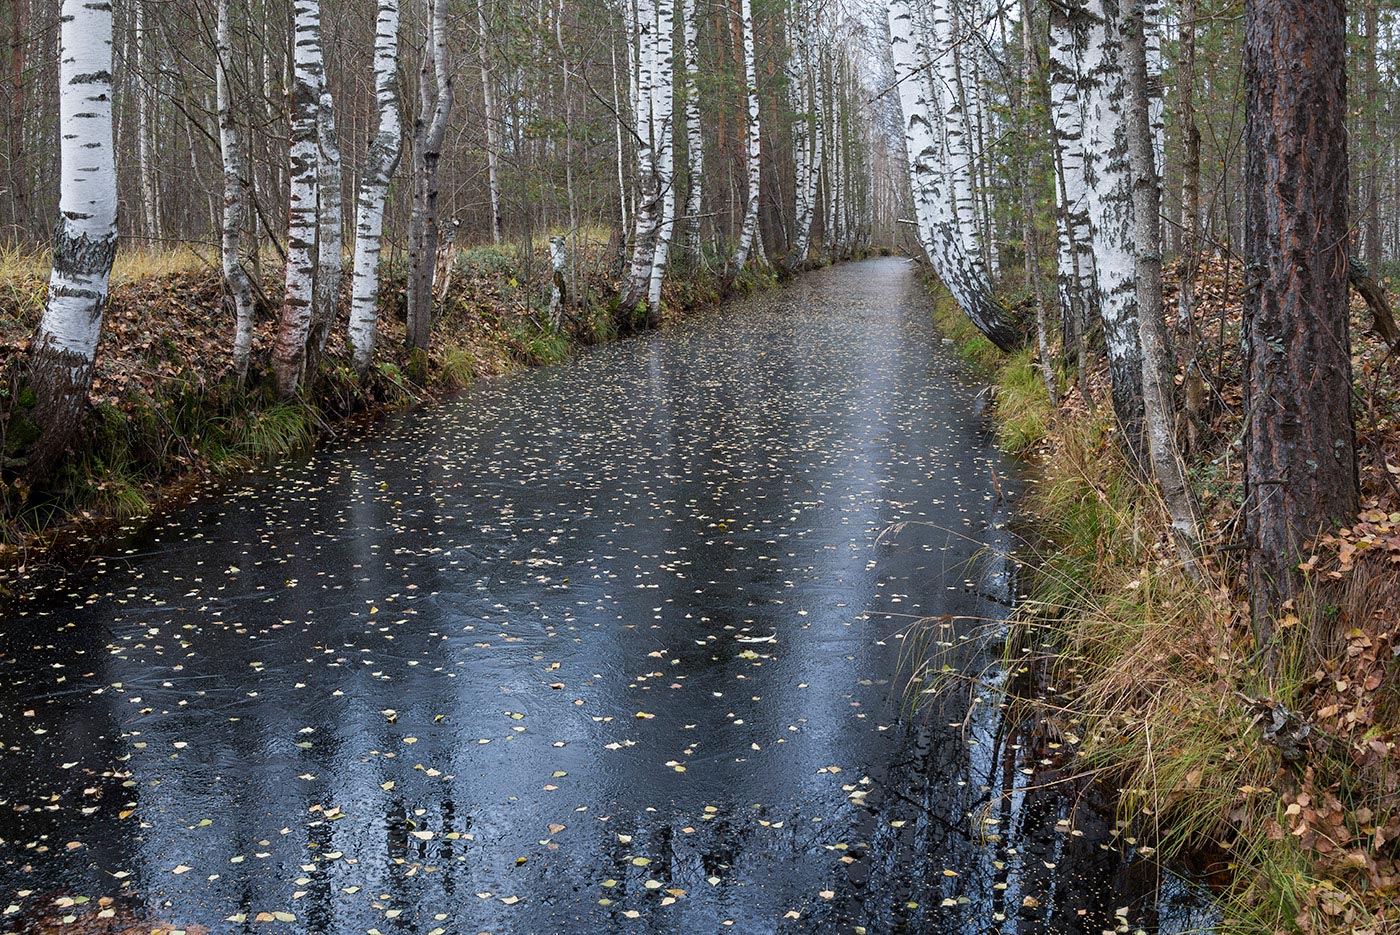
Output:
926,281,1400,935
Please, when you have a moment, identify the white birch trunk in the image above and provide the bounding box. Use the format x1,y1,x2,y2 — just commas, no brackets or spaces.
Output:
272,0,324,397
348,0,403,376
29,0,118,477
929,0,983,277
808,42,825,259
730,0,762,273
621,0,659,309
217,0,257,382
1045,0,1096,384
310,83,343,358
1076,0,1145,451
787,0,812,268
548,235,568,329
681,0,704,266
612,40,629,237
646,0,677,324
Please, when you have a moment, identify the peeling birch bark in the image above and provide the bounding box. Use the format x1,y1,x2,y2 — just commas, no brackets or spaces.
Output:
348,0,403,377
29,0,119,479
217,0,257,382
730,0,763,274
272,0,325,398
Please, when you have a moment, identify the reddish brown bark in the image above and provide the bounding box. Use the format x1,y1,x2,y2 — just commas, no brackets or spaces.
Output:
6,0,28,237
1243,0,1358,644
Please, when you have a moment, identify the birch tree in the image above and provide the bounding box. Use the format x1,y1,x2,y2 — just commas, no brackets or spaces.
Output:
1056,0,1145,456
272,0,325,397
730,0,763,274
216,0,257,382
405,0,453,361
348,0,404,377
309,83,343,361
29,0,119,479
681,0,704,266
787,0,817,269
1175,0,1206,449
132,1,161,244
621,0,660,310
1046,0,1097,385
645,0,678,325
1124,1,1199,566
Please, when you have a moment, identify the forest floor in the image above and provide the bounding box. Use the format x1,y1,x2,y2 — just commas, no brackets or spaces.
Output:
929,262,1400,934
0,238,777,583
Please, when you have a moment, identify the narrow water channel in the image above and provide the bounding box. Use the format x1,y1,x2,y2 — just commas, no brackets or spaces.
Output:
1,259,1210,934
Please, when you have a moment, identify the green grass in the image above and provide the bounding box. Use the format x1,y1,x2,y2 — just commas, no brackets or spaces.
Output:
510,323,570,365
433,345,478,390
223,402,318,462
930,289,1052,457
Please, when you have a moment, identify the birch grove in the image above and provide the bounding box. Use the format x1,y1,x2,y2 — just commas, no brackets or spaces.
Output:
5,0,1393,867
888,0,1020,351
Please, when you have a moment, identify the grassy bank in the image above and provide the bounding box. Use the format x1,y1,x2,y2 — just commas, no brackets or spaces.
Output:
927,278,1400,935
0,239,774,575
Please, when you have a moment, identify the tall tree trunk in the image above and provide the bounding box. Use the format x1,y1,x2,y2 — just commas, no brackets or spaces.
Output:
6,0,29,239
1243,0,1358,642
554,0,580,309
1045,0,1094,391
1176,0,1206,451
272,0,325,398
478,0,503,246
1362,1,1382,273
133,1,161,245
933,0,984,278
620,0,659,309
646,0,677,325
681,0,704,267
786,0,813,270
405,0,453,362
309,83,343,365
1124,1,1200,569
28,0,118,481
612,39,630,245
348,0,403,377
1020,0,1058,408
1078,0,1146,461
730,0,762,273
217,0,257,383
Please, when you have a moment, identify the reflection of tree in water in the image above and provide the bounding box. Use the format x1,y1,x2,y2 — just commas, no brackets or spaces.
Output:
807,665,1215,935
